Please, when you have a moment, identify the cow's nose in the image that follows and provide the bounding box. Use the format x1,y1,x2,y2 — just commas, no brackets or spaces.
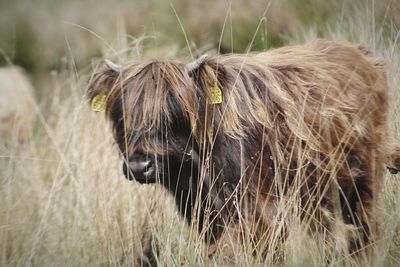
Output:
123,152,156,183
128,159,151,173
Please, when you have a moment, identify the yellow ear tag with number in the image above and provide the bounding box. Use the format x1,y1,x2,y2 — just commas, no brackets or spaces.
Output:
91,94,107,112
209,86,223,104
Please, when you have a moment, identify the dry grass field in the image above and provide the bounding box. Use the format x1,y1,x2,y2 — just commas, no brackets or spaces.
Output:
1,0,400,266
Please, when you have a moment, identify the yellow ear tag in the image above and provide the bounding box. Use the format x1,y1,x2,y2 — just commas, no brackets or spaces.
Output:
91,94,107,112
209,86,223,104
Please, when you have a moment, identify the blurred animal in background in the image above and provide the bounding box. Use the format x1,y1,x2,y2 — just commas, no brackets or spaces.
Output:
0,66,36,147
88,39,400,261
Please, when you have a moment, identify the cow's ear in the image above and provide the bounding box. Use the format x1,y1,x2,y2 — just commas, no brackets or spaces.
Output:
186,55,208,75
87,59,121,111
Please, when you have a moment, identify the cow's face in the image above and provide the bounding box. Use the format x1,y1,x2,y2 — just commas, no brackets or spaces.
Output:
120,121,199,189
99,61,202,189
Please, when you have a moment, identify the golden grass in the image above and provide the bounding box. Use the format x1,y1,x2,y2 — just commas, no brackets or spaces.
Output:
1,0,400,266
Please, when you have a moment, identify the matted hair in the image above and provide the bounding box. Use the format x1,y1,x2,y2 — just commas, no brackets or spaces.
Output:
88,39,400,260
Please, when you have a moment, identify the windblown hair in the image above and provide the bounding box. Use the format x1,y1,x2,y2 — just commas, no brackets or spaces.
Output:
88,39,400,261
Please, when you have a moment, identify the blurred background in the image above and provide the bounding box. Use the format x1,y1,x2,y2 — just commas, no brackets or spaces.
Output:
0,0,398,83
1,0,400,266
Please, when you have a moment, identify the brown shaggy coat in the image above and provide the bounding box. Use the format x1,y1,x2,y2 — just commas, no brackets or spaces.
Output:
88,39,400,259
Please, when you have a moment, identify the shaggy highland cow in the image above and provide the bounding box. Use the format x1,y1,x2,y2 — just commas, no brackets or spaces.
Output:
0,67,36,149
88,40,400,260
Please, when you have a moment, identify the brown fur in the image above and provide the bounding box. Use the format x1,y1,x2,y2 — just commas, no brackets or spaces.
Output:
88,39,400,261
